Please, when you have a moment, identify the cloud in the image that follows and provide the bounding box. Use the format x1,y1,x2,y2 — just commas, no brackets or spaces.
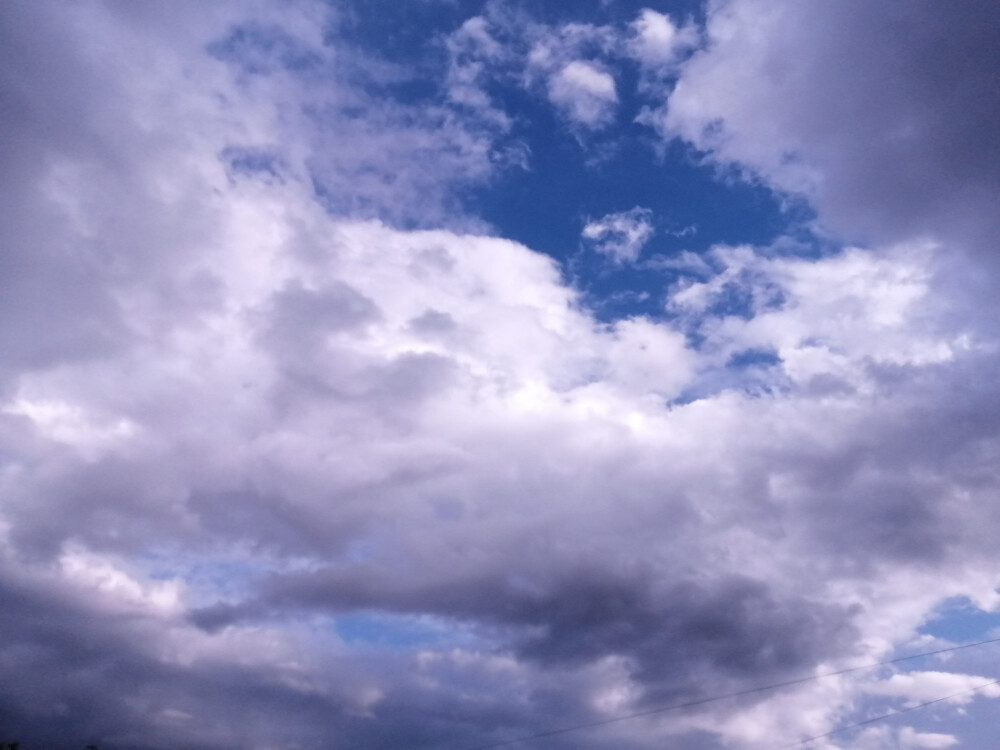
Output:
4,1,1000,749
898,727,959,749
441,5,703,136
547,60,619,128
6,166,998,747
582,207,655,262
445,6,626,133
628,9,700,70
661,0,1000,270
444,15,517,137
865,671,1000,706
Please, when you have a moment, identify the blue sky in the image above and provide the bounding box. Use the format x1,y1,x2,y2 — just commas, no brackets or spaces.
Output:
2,1,1000,749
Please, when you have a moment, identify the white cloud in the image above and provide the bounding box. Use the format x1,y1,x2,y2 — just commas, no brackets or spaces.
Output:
667,242,959,389
6,147,995,744
444,6,704,134
450,8,624,132
3,1,1000,749
547,59,619,128
898,727,959,749
628,8,699,70
865,671,1000,706
582,207,655,262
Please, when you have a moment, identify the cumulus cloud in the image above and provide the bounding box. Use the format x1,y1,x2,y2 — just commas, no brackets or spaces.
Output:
547,60,619,128
582,207,656,263
865,671,1000,706
444,5,627,134
441,5,704,136
661,0,1000,270
628,8,700,70
4,1,1000,749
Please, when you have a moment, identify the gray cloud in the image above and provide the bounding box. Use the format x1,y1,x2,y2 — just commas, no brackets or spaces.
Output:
3,1,1000,749
663,0,1000,264
243,563,857,696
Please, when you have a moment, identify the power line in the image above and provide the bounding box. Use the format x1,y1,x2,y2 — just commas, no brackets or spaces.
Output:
778,678,1000,748
455,635,1000,750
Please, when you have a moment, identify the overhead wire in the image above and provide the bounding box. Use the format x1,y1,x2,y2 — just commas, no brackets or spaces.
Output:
455,635,1000,750
778,677,1000,748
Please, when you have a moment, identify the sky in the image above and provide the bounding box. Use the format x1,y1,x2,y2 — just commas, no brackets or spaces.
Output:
1,1,1000,748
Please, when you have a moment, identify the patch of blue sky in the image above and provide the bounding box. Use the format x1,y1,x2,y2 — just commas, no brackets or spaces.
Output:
919,596,1000,643
212,2,841,403
665,344,788,407
333,0,824,253
334,0,701,61
220,146,285,181
726,347,783,370
932,688,1000,749
669,366,789,407
207,21,323,75
468,105,810,323
210,0,839,329
703,280,764,321
825,673,1000,750
138,547,318,608
474,91,793,243
333,611,477,651
332,0,485,65
141,560,253,606
865,626,1000,746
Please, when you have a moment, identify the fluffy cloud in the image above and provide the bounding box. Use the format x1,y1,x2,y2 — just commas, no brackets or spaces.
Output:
547,59,619,128
444,5,631,133
4,1,1000,749
441,4,704,136
865,671,1000,706
628,9,700,70
661,0,1000,270
898,727,960,749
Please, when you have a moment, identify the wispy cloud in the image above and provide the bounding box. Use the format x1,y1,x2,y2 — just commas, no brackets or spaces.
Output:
582,207,656,263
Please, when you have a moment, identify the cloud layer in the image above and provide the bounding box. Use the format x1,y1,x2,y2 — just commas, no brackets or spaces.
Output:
2,2,1000,749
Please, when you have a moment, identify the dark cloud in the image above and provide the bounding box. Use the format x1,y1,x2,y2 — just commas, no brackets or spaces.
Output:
256,280,382,353
0,564,381,750
4,1,1000,749
667,0,1000,263
205,557,858,712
